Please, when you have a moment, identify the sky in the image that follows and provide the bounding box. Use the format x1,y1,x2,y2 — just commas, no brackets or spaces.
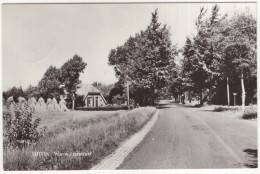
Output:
2,2,257,91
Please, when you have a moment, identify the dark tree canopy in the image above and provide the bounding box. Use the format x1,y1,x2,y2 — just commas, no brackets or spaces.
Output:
108,9,178,105
60,55,87,94
181,5,256,105
37,66,62,99
3,86,25,102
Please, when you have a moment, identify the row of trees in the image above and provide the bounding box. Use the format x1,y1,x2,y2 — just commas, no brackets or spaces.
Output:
3,55,87,106
179,5,256,108
108,6,256,107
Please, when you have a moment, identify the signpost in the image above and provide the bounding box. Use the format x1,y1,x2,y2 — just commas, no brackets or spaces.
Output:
233,93,237,106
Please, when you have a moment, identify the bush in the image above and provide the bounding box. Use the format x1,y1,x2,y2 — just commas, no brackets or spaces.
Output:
111,94,126,105
3,103,46,149
242,106,257,119
242,112,257,119
213,106,240,112
214,107,230,112
76,106,129,111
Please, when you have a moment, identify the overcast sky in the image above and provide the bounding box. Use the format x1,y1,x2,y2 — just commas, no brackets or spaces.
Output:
2,3,256,91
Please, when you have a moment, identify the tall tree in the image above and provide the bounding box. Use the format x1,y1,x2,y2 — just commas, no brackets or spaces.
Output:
181,37,196,97
60,55,87,94
182,5,226,105
109,9,178,105
219,11,256,108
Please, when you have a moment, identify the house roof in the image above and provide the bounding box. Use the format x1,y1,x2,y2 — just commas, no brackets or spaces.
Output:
76,83,107,104
76,84,100,96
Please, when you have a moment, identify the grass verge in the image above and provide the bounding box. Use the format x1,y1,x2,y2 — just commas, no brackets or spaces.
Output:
212,105,257,120
3,107,156,170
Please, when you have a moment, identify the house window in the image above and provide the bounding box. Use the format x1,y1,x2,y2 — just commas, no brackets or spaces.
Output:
87,97,92,107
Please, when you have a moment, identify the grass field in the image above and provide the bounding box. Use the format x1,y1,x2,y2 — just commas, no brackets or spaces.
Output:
3,107,156,170
34,110,126,132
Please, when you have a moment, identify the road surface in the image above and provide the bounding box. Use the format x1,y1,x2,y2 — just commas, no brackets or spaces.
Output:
119,102,257,169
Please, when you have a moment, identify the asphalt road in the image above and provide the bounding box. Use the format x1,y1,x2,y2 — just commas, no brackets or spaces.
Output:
119,102,258,169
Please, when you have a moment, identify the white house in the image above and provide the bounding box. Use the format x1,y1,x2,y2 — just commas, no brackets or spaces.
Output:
76,84,107,107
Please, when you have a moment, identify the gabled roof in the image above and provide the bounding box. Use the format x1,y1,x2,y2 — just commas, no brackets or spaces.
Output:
76,84,100,96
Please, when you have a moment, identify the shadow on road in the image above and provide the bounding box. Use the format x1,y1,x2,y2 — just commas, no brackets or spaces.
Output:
156,102,200,109
243,149,258,168
156,103,173,109
200,110,219,112
156,105,172,109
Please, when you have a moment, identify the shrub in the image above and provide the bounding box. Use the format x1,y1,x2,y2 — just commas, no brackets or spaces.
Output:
214,107,230,112
242,106,257,119
76,105,129,111
242,112,257,119
3,103,46,149
111,94,126,105
213,106,240,112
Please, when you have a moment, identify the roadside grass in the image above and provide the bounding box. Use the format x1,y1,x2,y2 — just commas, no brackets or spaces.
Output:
34,110,125,128
3,107,156,170
212,105,257,120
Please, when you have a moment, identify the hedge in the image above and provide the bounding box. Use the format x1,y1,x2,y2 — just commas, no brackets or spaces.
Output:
76,106,129,111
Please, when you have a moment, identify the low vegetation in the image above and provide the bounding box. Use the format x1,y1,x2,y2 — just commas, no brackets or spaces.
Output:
76,105,129,111
242,106,257,120
213,106,241,112
213,105,257,120
3,107,156,170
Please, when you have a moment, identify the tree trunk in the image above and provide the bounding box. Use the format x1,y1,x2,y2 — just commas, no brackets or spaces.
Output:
241,72,245,112
189,91,191,103
72,93,75,110
200,90,203,106
227,77,230,106
150,86,155,106
126,81,130,106
72,100,75,110
208,89,212,105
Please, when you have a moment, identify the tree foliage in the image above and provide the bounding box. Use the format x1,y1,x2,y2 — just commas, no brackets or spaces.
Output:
3,86,25,102
3,103,46,149
37,66,62,99
109,9,178,105
60,55,87,94
3,55,87,102
181,5,256,106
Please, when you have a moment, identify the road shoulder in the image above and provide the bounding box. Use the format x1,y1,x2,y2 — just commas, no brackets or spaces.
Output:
91,110,159,170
